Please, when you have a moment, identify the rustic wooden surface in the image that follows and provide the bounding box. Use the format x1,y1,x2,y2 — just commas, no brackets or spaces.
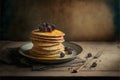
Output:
0,41,120,76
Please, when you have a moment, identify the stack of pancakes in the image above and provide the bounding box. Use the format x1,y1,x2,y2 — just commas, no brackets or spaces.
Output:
30,29,65,59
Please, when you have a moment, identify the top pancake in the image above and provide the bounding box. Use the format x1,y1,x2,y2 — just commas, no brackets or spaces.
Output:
32,29,65,37
31,34,64,40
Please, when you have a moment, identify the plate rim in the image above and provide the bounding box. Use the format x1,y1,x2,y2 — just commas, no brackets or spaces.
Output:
18,42,83,62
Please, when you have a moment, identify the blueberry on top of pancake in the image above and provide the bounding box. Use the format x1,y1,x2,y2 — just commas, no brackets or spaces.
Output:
39,22,56,32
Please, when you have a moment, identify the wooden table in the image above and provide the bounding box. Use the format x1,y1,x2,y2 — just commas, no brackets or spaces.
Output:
0,41,120,76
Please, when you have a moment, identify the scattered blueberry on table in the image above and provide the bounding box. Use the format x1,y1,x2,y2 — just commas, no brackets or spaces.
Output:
90,62,97,68
71,70,78,73
86,53,92,58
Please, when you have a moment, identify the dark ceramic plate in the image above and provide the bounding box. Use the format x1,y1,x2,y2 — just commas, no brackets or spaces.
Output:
19,42,83,64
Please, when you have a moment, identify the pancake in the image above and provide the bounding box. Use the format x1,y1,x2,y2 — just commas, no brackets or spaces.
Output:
32,43,64,51
32,29,65,37
30,48,64,55
29,22,66,59
32,41,59,47
28,51,65,57
31,37,64,43
29,57,58,60
29,51,63,58
31,34,64,40
31,47,64,53
30,50,64,55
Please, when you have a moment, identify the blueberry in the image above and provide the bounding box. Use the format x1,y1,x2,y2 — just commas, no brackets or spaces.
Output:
47,25,52,32
65,47,73,55
86,53,92,58
39,22,56,32
68,49,72,54
88,53,92,57
60,52,65,58
65,47,69,51
42,22,48,27
41,26,44,32
43,26,48,32
48,27,52,32
71,70,77,73
39,26,43,31
47,24,52,28
51,25,55,30
90,62,97,68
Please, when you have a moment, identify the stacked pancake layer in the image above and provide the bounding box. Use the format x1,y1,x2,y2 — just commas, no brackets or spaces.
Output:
30,29,65,59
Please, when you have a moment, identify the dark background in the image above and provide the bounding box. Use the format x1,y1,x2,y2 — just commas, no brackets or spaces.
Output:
0,0,120,41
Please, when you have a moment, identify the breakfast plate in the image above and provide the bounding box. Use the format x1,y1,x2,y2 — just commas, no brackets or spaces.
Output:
19,42,83,64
